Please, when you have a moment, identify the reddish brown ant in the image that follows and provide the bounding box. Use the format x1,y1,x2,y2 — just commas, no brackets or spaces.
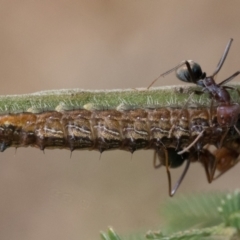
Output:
156,39,240,149
150,39,240,194
148,38,240,129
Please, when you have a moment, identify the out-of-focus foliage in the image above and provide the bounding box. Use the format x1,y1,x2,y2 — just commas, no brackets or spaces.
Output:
101,190,240,240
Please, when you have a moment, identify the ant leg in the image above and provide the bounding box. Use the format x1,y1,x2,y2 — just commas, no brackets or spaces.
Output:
153,150,162,168
209,156,218,182
218,71,240,86
205,150,218,183
148,61,196,89
168,158,191,197
218,128,229,148
209,98,214,127
211,39,233,77
222,86,240,97
223,86,235,90
177,130,204,154
234,125,240,136
160,148,175,196
201,157,212,183
164,149,173,196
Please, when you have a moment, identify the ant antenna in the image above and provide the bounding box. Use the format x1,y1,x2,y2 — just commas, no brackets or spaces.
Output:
234,125,240,135
177,130,204,155
211,38,233,77
147,61,193,89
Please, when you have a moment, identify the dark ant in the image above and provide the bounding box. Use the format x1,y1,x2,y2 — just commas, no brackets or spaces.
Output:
153,147,189,196
150,39,240,195
148,38,240,128
154,146,216,196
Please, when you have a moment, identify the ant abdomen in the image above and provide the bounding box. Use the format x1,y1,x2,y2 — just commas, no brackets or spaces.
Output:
214,147,239,172
176,60,205,86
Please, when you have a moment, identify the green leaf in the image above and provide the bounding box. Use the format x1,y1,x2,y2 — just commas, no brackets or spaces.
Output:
159,192,226,233
218,190,240,230
100,190,240,240
146,225,238,240
100,228,122,240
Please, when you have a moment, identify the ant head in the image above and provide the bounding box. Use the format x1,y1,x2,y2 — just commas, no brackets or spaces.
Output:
163,147,189,168
176,60,205,85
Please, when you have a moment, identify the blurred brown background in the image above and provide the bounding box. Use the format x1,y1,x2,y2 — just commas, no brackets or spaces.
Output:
0,1,240,239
